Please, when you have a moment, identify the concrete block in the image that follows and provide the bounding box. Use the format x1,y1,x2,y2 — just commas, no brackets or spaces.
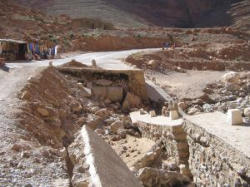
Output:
170,110,179,120
82,126,143,187
227,109,243,125
150,110,156,117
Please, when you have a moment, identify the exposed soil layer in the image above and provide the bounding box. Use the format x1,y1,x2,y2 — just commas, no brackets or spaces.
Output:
126,42,250,73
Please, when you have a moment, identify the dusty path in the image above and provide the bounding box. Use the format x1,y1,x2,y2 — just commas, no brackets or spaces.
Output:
146,69,226,99
6,48,159,70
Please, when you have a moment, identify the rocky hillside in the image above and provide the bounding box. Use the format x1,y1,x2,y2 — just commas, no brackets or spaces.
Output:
0,0,113,39
14,0,250,30
0,0,169,52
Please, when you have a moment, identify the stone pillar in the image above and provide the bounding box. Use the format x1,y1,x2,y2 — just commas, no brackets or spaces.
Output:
227,109,243,125
91,59,97,67
170,110,179,120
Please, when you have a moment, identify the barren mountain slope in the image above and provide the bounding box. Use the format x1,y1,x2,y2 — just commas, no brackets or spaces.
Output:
14,0,250,29
0,0,167,52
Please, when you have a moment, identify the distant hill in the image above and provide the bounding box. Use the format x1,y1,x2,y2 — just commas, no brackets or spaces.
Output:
13,0,250,30
0,0,114,43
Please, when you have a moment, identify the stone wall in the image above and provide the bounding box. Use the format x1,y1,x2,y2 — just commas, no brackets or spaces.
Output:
57,67,148,101
134,121,193,179
183,120,250,186
134,118,250,186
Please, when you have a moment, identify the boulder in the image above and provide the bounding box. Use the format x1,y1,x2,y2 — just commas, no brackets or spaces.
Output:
71,101,83,113
187,106,201,115
82,87,92,98
202,104,214,112
104,117,116,125
178,102,187,110
147,60,158,69
137,167,191,187
225,83,240,92
20,90,31,100
107,87,123,102
179,164,193,179
140,108,147,115
122,92,141,111
244,108,250,117
117,129,127,139
222,72,240,84
86,117,103,130
37,107,50,117
95,108,110,119
95,128,105,135
110,120,124,133
133,146,161,170
162,162,178,171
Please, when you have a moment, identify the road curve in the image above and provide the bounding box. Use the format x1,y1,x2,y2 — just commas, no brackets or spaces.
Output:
1,48,172,104
6,48,160,70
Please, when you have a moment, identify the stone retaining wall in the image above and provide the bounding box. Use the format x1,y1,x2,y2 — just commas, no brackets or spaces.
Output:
134,121,193,179
134,119,250,186
57,67,148,101
183,120,250,186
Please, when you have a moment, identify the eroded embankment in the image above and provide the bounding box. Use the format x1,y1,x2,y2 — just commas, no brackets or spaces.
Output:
0,63,197,186
17,66,88,186
71,35,165,52
0,61,143,186
8,65,145,186
0,67,76,186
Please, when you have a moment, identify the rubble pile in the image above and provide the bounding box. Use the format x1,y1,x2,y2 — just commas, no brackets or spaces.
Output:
182,71,250,122
0,64,144,186
0,62,196,186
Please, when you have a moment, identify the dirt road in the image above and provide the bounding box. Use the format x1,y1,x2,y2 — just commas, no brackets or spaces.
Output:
6,49,159,70
146,69,226,99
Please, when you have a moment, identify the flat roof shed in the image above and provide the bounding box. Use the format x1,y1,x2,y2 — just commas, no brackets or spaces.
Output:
0,39,27,61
